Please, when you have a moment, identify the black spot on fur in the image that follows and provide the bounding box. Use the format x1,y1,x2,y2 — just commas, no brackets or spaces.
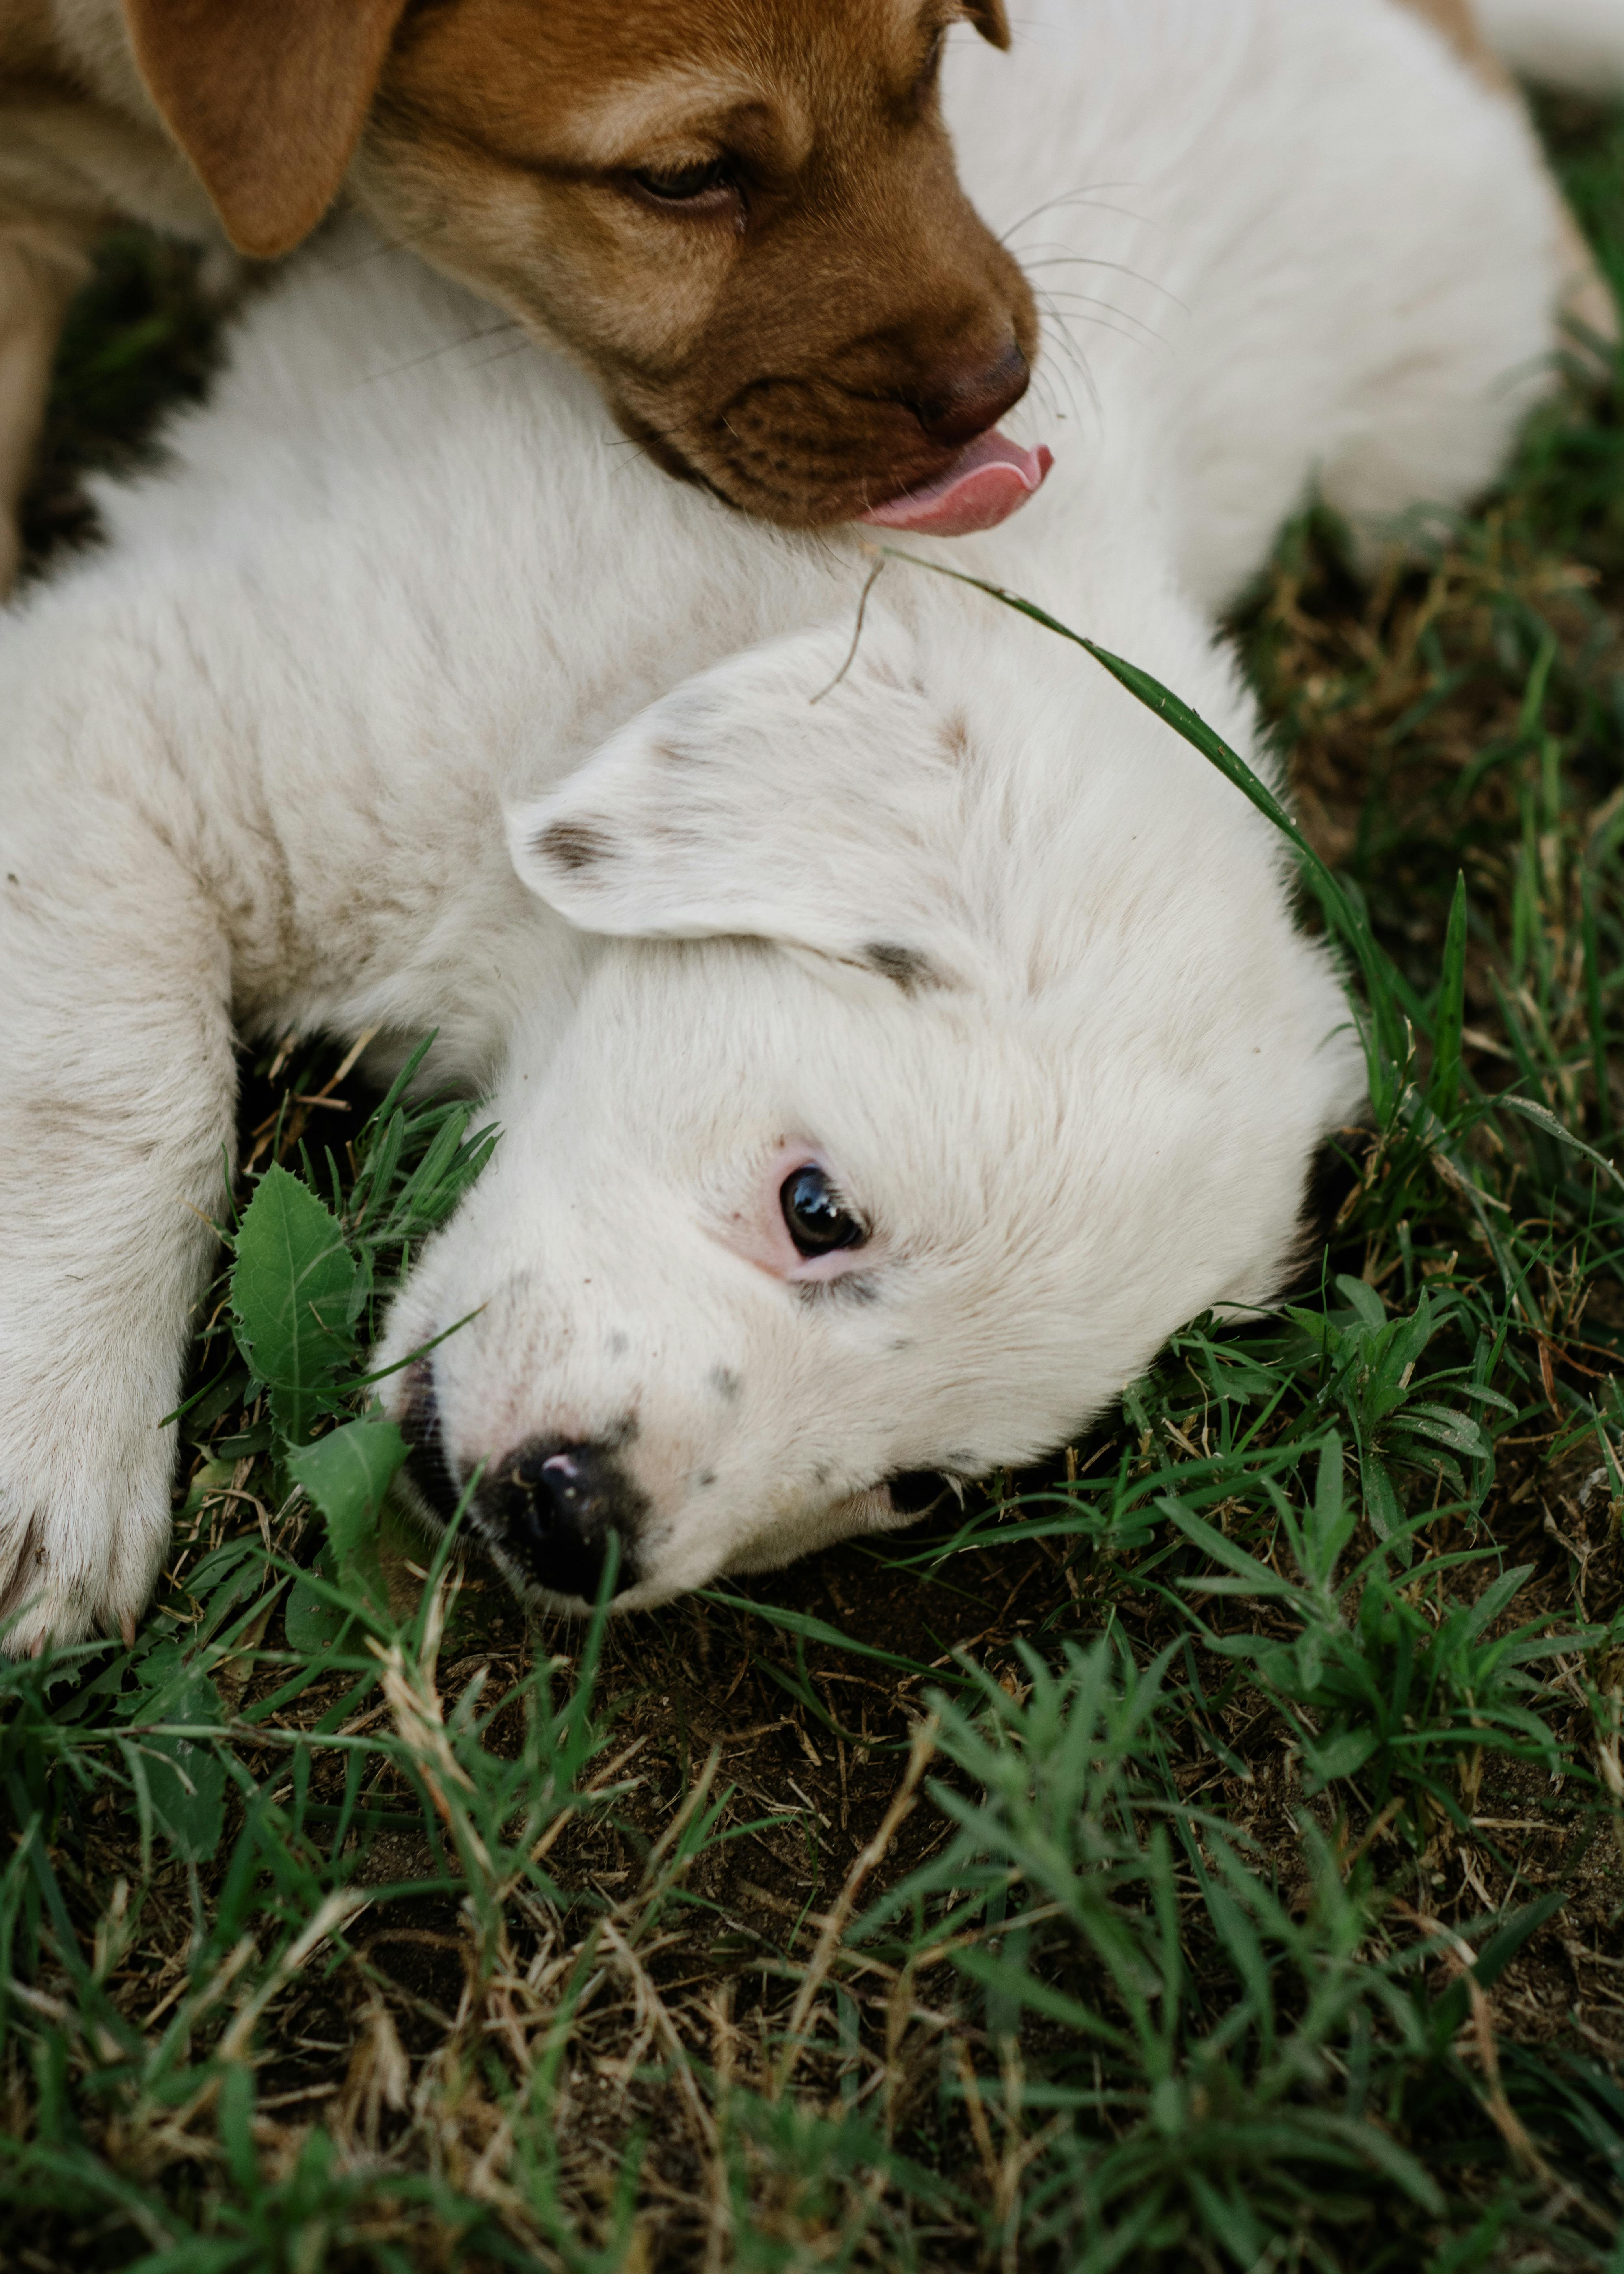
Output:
710,1366,742,1402
536,818,611,872
862,941,948,994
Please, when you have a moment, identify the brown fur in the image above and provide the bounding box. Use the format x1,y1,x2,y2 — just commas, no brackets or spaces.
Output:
125,0,408,258
360,0,1036,524
0,0,1611,594
0,0,1037,587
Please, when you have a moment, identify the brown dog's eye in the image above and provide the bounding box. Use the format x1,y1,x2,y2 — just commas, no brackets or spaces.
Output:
628,160,737,211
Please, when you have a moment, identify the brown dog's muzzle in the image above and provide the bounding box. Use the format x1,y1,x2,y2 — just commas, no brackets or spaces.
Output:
916,341,1032,447
613,128,1042,531
363,3,1042,535
673,288,1039,530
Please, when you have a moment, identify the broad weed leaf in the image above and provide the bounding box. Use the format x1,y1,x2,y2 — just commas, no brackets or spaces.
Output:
231,1165,357,1445
288,1407,408,1614
285,1554,350,1652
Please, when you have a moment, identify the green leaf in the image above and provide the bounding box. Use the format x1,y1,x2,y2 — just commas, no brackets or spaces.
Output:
1304,1433,1357,1587
1300,1726,1380,1790
1360,1454,1404,1542
1580,863,1613,1143
1185,2170,1266,2266
218,2060,259,2200
1431,872,1469,1120
1455,1563,1533,1642
140,1669,226,1862
701,1592,936,1678
288,1408,408,1614
1164,1502,1300,1600
1335,1274,1388,1333
284,1556,350,1653
1434,1889,1568,2037
231,1165,357,1446
1494,1094,1624,1198
1397,1405,1492,1459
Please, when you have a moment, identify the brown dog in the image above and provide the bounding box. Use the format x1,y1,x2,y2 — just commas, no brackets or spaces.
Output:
0,0,1046,592
0,0,1611,598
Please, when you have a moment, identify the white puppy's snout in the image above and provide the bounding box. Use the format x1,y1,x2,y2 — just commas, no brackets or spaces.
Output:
396,1345,650,1606
473,1433,648,1604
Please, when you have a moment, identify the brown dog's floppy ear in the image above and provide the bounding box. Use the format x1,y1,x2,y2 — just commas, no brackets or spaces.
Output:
960,0,1011,51
123,0,409,259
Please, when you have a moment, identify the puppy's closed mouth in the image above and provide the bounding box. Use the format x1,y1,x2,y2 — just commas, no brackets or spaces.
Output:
393,1360,465,1530
859,429,1053,536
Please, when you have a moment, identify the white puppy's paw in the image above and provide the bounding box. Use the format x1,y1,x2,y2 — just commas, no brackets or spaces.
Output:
0,1401,175,1656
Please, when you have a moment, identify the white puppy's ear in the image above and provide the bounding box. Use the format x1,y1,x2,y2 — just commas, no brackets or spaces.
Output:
507,616,976,989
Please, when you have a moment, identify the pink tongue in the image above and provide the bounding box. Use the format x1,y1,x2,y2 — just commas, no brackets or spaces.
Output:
858,429,1054,537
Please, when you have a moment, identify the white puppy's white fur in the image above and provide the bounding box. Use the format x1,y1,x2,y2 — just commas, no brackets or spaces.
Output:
1478,0,1624,93
0,0,1604,1645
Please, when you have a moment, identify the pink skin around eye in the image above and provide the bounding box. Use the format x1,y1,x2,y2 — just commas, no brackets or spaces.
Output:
717,1142,874,1284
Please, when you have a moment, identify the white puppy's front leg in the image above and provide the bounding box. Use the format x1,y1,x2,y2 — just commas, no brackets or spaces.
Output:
0,794,235,1652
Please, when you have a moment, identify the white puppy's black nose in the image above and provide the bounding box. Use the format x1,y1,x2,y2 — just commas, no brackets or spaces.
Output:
481,1437,644,1602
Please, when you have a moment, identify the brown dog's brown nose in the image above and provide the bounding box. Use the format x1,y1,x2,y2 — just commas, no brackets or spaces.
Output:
914,343,1031,448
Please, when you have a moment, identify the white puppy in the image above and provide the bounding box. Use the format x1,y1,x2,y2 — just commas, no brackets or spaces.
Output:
0,0,1600,1647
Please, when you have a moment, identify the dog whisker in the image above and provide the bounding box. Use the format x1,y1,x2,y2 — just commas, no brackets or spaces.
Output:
351,321,529,389
1024,356,1066,430
998,181,1147,245
1037,290,1168,348
1019,252,1186,311
1031,357,1090,436
313,216,456,275
1032,297,1101,422
466,337,538,374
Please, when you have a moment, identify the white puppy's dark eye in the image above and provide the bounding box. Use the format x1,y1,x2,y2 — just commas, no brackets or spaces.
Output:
780,1164,866,1256
629,160,736,208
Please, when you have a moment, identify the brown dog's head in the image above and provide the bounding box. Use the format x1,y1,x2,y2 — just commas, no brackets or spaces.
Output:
123,0,1040,530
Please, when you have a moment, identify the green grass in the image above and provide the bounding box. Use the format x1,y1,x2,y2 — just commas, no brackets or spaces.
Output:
5,104,1624,2274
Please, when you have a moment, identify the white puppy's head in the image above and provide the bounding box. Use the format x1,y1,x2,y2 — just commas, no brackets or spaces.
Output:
377,605,1363,1609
